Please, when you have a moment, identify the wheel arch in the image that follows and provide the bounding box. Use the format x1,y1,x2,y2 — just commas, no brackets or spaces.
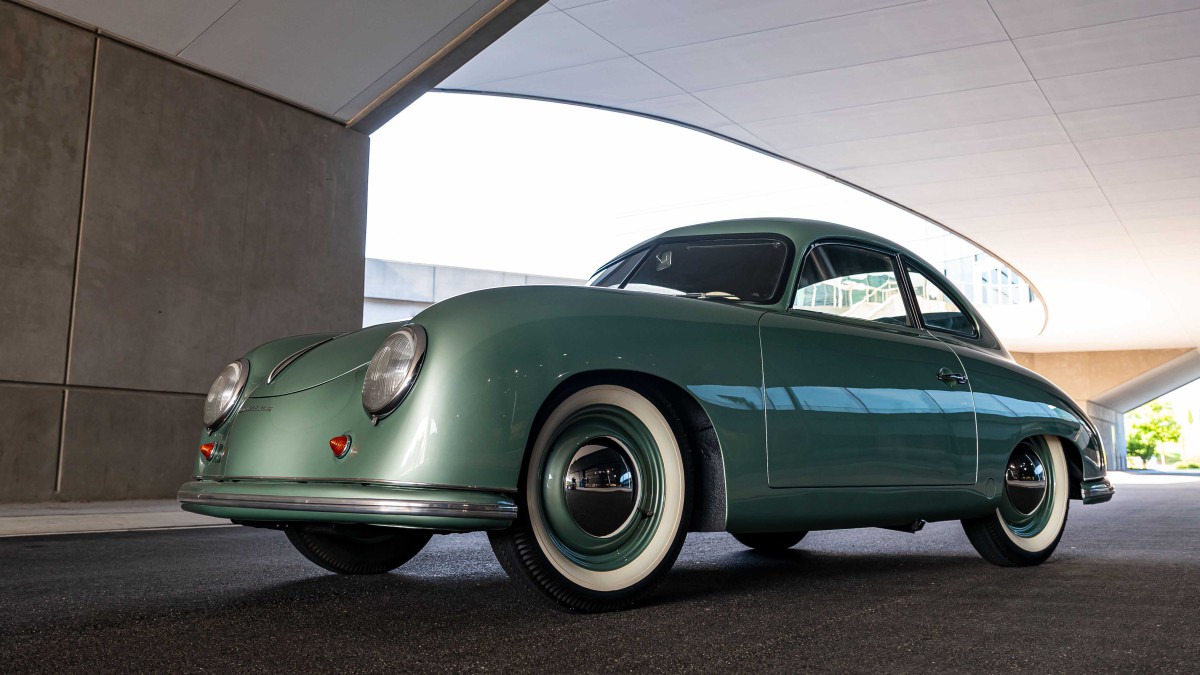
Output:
528,369,728,532
1050,434,1085,501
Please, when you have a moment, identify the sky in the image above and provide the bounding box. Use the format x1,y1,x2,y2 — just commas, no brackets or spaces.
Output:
367,92,980,279
366,92,1043,336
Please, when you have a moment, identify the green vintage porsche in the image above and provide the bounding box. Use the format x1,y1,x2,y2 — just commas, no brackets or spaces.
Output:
180,218,1113,611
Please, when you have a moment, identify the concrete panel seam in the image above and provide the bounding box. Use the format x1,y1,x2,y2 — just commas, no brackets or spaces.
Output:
55,35,98,495
54,389,68,492
62,35,98,387
174,2,239,57
0,378,205,399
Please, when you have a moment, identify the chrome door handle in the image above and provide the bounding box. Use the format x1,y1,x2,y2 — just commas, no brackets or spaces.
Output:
937,368,968,386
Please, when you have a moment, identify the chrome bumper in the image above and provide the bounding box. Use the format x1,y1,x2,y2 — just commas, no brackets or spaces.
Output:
1081,477,1115,505
178,480,517,530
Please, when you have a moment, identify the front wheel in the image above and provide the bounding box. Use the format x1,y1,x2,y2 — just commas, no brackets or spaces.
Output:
489,384,692,612
285,524,432,574
963,436,1069,567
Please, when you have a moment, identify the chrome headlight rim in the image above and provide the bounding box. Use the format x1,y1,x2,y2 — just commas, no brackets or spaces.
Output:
362,324,427,422
203,358,250,431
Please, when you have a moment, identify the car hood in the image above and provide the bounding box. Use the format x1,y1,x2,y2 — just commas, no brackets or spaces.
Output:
245,284,766,398
247,322,401,397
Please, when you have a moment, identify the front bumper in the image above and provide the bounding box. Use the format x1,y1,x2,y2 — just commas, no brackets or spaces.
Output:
178,480,517,531
1080,477,1115,504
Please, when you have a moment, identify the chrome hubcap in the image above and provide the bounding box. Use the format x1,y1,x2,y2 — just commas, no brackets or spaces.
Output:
563,438,639,538
1005,447,1047,516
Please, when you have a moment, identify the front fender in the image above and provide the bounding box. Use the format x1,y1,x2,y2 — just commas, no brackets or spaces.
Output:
195,331,341,476
200,286,767,499
376,285,768,493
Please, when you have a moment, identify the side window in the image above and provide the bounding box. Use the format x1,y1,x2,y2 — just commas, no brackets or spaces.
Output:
905,265,977,336
792,244,910,327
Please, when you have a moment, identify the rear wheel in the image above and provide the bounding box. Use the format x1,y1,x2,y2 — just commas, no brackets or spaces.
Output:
732,531,807,552
489,384,692,612
962,436,1069,567
285,524,432,574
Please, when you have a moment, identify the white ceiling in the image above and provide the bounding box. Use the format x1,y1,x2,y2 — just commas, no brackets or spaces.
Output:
441,0,1200,353
23,0,1200,353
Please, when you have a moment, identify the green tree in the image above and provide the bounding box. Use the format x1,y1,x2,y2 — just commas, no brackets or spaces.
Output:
1126,400,1182,468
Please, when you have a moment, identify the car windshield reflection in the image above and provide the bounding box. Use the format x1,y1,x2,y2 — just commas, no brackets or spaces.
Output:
590,237,789,304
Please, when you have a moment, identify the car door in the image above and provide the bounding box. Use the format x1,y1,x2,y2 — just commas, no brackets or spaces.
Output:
760,241,977,488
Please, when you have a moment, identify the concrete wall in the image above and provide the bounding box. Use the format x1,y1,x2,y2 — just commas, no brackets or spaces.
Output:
0,2,369,502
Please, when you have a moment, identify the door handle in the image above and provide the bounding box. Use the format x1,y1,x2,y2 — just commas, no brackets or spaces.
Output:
937,368,968,386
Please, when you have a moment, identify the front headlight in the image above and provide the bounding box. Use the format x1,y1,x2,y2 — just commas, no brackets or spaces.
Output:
203,359,249,429
362,324,427,420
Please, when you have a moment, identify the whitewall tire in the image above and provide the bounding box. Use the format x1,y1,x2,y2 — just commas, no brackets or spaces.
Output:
489,383,692,612
963,435,1070,566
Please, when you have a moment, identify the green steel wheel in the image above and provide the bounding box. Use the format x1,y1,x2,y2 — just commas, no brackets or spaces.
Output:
489,383,692,612
732,531,808,552
285,524,432,575
962,436,1069,567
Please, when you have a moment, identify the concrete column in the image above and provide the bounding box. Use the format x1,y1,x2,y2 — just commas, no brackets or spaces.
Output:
1086,403,1126,471
0,2,368,501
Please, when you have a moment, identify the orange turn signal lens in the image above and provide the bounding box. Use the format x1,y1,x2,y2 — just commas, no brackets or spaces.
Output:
200,443,217,461
330,435,351,458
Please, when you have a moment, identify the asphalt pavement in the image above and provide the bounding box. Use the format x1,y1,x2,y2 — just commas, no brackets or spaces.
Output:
1,474,1196,673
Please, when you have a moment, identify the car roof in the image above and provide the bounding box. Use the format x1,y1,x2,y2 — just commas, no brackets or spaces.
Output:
601,217,935,272
592,217,1010,357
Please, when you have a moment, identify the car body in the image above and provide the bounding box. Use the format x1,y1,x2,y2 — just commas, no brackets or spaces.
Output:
180,218,1113,611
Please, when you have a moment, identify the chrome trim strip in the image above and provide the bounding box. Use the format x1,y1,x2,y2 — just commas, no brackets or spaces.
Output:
267,338,335,384
178,491,517,520
190,475,516,494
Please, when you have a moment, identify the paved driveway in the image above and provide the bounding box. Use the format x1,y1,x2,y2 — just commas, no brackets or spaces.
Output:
1,474,1195,673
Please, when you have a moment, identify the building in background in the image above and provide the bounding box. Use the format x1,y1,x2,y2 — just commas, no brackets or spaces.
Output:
363,259,583,326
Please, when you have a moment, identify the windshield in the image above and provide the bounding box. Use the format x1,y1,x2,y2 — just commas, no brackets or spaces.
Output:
617,237,790,303
587,249,647,288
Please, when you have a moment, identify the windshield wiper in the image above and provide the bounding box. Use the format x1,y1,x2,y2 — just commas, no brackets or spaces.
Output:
679,292,742,302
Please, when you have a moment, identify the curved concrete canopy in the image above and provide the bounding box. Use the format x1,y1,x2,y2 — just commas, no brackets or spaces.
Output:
20,0,1200,354
437,0,1200,354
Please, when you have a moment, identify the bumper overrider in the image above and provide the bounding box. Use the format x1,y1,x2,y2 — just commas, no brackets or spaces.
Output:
1080,477,1115,504
178,479,517,531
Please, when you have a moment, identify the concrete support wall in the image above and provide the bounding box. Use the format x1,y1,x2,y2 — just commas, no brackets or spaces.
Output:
1011,349,1191,410
0,2,369,502
1087,403,1126,471
1012,348,1197,472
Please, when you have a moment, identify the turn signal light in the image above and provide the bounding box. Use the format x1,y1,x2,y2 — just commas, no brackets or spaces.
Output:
200,443,217,461
330,435,351,459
